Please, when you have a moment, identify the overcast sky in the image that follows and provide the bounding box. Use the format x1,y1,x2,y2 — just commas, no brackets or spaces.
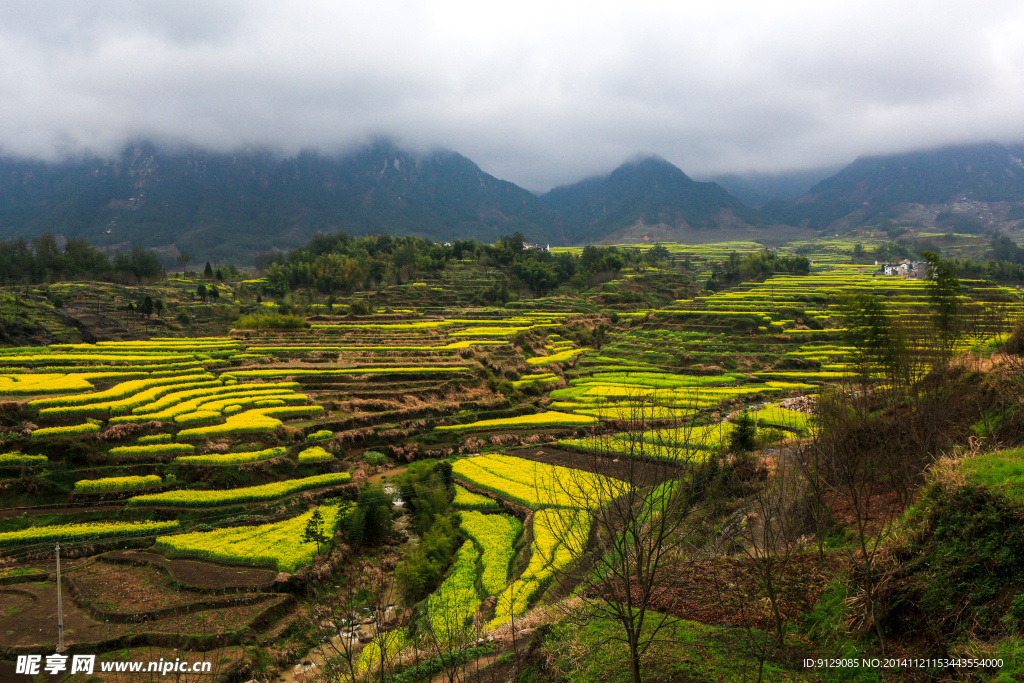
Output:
1,0,1023,191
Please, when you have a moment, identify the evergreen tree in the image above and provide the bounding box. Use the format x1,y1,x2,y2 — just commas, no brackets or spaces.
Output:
729,411,757,452
203,261,214,278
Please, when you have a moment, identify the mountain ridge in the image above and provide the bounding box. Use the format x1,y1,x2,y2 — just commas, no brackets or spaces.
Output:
0,140,564,264
4,139,1024,264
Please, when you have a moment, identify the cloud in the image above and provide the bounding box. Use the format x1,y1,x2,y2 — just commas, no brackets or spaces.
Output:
1,0,1023,190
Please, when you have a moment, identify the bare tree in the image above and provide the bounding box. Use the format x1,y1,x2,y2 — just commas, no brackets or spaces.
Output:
726,455,804,683
304,556,404,683
806,384,900,653
537,394,720,683
306,572,365,683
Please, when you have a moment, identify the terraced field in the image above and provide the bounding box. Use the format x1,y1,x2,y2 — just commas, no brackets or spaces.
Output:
0,239,1018,681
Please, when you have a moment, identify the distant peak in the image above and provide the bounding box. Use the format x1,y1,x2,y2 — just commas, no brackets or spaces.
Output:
619,153,672,168
618,152,667,164
610,154,691,183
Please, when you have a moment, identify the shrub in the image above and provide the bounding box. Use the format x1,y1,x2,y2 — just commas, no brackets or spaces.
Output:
397,461,455,534
729,411,757,452
363,450,389,466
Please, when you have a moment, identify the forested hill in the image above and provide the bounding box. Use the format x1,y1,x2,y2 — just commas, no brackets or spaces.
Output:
763,141,1024,233
541,156,763,242
0,141,562,265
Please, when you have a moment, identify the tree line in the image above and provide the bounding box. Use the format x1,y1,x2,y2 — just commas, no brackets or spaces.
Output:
705,249,810,291
0,233,164,284
254,231,638,298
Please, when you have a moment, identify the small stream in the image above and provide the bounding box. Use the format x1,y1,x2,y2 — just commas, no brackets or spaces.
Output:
277,466,407,682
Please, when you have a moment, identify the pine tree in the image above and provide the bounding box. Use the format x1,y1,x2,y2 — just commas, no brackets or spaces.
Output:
203,261,214,278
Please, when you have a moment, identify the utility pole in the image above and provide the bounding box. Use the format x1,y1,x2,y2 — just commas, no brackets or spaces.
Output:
55,542,65,652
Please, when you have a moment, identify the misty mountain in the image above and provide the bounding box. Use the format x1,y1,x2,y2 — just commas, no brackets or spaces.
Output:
705,167,843,209
763,142,1024,233
541,156,762,243
9,139,1024,265
0,144,775,263
0,140,561,264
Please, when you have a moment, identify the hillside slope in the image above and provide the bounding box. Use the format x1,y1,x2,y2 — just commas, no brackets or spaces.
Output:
764,141,1024,233
541,156,763,243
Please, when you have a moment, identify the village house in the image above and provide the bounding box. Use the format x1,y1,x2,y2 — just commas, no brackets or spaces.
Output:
878,259,926,279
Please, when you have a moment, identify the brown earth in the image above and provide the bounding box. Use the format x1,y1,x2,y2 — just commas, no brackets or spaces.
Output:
99,551,279,590
0,578,289,652
66,560,281,620
0,504,123,519
600,552,846,631
0,554,290,656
